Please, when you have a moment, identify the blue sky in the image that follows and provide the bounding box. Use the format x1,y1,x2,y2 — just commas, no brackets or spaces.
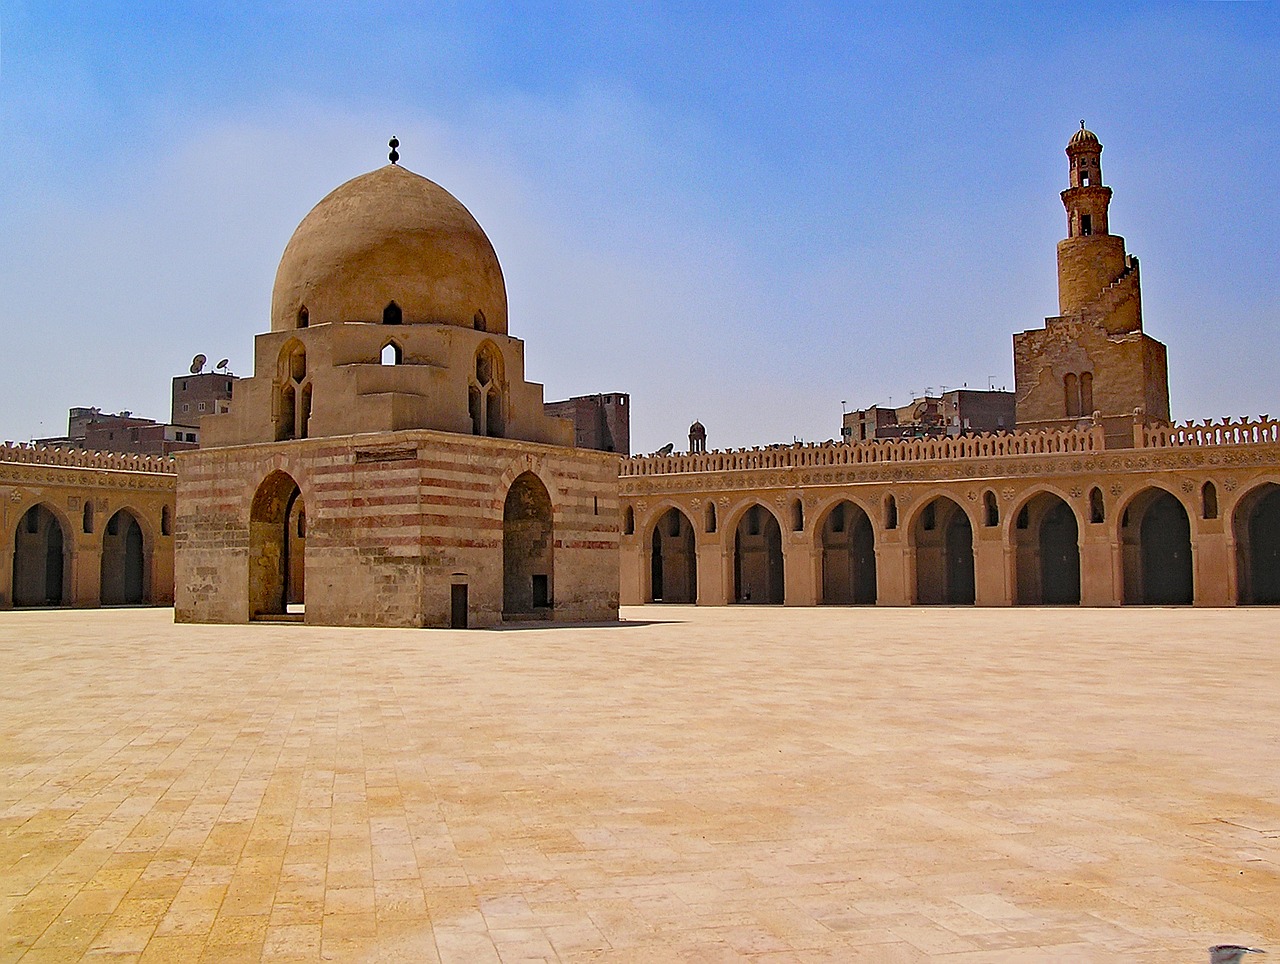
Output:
1,2,1277,452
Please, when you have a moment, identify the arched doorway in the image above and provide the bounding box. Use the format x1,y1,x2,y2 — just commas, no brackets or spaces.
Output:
913,497,974,604
12,504,66,607
1233,483,1280,604
649,508,697,602
818,501,876,604
1121,488,1193,605
100,509,146,605
250,471,304,617
504,472,554,616
733,504,783,604
1013,493,1080,605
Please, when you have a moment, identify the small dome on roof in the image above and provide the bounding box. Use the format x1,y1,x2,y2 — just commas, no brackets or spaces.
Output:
1068,123,1101,151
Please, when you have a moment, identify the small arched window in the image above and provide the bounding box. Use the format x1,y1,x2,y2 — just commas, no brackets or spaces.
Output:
623,505,635,536
161,505,172,537
473,310,487,332
884,494,898,530
83,502,94,534
791,499,804,532
383,301,402,325
983,490,998,527
380,342,402,366
1064,373,1081,418
1202,481,1218,520
705,502,717,533
1089,486,1105,524
1080,372,1094,415
297,305,309,328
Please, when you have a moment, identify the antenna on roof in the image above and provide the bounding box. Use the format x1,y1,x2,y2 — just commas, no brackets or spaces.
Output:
190,353,207,374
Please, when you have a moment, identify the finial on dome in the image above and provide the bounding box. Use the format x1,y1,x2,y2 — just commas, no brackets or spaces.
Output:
388,137,400,165
1081,119,1086,130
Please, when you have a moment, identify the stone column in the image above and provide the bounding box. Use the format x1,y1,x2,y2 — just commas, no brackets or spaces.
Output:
1192,522,1233,606
1079,526,1121,606
875,529,910,605
784,532,818,606
974,530,1010,606
697,534,728,605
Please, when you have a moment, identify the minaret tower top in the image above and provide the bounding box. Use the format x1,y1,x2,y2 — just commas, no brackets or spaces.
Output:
1061,123,1112,238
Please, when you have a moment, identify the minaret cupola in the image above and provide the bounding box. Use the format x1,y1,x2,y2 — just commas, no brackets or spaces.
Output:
1062,122,1112,238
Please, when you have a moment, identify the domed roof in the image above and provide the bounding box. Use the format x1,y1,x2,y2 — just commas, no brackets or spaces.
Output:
1068,123,1101,151
271,163,507,333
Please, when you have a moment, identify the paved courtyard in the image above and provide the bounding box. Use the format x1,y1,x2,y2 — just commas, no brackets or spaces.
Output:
0,605,1276,962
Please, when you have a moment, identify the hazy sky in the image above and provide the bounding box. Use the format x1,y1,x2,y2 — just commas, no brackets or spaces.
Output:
1,2,1276,453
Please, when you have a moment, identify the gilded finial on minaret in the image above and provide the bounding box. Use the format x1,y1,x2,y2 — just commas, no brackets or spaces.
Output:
388,137,400,165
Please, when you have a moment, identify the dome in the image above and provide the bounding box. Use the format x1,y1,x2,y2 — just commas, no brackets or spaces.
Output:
1068,124,1101,151
271,163,507,334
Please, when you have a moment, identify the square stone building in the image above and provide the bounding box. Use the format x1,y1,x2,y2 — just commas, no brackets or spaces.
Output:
175,148,619,627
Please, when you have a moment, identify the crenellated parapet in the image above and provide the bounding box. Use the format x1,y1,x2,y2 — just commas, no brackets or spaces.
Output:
1138,415,1280,449
0,442,177,475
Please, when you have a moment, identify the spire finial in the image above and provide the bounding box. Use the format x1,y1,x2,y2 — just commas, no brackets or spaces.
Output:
388,136,400,165
1080,119,1086,130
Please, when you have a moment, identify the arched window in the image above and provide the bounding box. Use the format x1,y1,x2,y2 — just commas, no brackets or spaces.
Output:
473,310,487,332
470,345,505,438
83,501,94,534
380,342,402,366
705,502,717,533
277,343,310,441
297,305,309,328
885,494,898,530
1202,481,1218,520
161,505,172,537
791,499,804,532
983,490,998,527
1080,372,1094,414
1089,487,1105,524
623,505,635,536
1064,373,1081,418
383,301,402,325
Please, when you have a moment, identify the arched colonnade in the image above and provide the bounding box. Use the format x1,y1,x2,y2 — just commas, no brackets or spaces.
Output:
622,478,1280,607
6,499,167,608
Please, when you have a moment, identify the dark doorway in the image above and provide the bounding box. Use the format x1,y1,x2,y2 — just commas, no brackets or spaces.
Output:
1122,489,1193,605
649,507,697,602
503,472,554,616
733,505,784,604
913,497,974,604
1234,484,1280,604
12,504,65,607
450,584,469,628
819,501,876,604
101,509,146,605
1013,494,1080,605
250,471,303,618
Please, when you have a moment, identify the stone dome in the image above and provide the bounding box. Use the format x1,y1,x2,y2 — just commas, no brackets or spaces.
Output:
271,163,508,334
1067,125,1101,151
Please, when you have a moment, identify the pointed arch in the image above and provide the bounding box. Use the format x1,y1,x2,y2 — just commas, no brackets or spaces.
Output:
380,341,403,366
1120,487,1192,605
817,500,876,605
648,507,697,603
382,301,402,325
704,501,717,534
732,503,784,604
249,470,304,618
1010,491,1080,605
911,496,974,604
503,472,554,616
101,508,147,605
12,503,68,607
297,305,309,328
1232,482,1280,604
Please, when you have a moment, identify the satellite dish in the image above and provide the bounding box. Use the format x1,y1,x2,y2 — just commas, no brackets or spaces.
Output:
215,358,229,371
190,353,207,374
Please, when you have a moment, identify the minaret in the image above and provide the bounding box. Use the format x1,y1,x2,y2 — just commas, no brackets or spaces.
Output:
1055,123,1138,330
1013,125,1170,446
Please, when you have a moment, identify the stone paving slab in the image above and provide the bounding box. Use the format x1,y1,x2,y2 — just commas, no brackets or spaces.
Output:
0,605,1276,962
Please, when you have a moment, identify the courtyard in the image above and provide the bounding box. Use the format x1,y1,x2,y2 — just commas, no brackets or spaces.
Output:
0,606,1276,962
